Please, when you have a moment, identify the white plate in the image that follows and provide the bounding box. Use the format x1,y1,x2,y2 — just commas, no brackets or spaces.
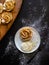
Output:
14,26,41,53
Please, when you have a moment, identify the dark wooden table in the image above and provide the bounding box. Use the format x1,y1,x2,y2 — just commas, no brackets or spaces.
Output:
0,0,49,65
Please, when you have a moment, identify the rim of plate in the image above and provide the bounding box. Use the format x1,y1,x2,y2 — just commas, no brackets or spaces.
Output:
14,26,41,53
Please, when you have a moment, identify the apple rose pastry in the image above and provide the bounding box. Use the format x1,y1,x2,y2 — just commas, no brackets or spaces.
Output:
4,1,15,11
20,27,33,41
2,12,12,24
0,3,3,13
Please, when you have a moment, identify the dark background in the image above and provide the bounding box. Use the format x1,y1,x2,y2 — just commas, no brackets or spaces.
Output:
0,0,49,65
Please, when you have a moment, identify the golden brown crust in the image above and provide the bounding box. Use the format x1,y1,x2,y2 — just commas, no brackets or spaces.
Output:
2,12,12,24
20,27,33,41
5,0,16,5
4,1,15,11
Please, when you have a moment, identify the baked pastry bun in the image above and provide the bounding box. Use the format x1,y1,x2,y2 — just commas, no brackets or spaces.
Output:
4,1,15,11
0,3,3,13
20,27,33,41
2,12,12,24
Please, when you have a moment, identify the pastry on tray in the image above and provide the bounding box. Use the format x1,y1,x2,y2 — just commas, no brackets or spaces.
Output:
20,27,33,41
1,12,13,24
4,0,15,11
0,3,4,13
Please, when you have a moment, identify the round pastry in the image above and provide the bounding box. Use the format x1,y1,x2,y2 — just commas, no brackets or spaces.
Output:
0,3,3,13
20,27,33,41
2,12,12,24
21,42,33,52
4,1,15,11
